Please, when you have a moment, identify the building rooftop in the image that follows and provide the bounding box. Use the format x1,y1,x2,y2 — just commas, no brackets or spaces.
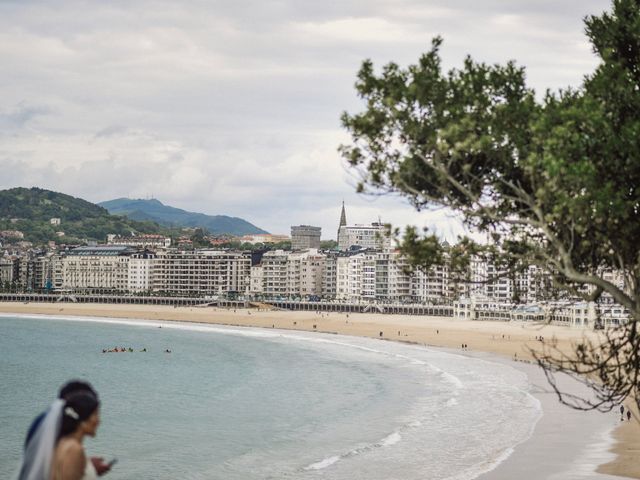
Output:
67,245,135,256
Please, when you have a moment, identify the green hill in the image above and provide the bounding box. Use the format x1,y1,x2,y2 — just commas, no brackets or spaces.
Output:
0,187,165,244
99,198,267,236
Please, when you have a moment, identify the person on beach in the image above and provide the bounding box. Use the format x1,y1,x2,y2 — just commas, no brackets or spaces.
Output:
627,410,632,421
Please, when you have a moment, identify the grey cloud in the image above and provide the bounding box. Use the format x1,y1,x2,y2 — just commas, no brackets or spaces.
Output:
0,102,50,129
0,0,612,237
94,125,129,138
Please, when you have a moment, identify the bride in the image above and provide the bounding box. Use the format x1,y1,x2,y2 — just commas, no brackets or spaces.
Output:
51,392,101,480
19,391,102,480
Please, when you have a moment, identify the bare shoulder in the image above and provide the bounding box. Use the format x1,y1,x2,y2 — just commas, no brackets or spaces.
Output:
54,438,87,480
57,437,84,456
66,440,85,456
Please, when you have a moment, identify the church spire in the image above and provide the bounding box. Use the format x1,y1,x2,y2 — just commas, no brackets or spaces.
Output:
339,201,347,228
337,201,347,245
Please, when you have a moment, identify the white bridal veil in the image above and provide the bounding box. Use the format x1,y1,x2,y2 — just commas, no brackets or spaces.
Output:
17,399,64,480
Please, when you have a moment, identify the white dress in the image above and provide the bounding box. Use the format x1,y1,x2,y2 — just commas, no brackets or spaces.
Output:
50,442,98,480
82,458,98,480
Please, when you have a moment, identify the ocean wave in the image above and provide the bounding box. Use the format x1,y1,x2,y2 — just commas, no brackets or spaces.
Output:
303,455,341,471
302,429,404,472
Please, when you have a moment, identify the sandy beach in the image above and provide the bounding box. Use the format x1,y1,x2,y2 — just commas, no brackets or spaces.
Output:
1,301,638,479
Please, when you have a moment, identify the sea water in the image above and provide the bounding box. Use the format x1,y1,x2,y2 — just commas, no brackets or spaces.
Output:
0,314,541,480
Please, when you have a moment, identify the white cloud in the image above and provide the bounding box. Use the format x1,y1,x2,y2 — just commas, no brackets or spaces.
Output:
0,0,610,239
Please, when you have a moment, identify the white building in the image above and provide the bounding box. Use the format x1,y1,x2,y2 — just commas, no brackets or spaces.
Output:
334,250,412,303
258,249,325,298
300,251,325,297
108,234,171,249
335,251,376,301
322,254,338,299
338,223,390,251
249,264,264,295
62,246,134,292
261,250,288,297
336,203,390,251
127,251,156,293
152,249,250,296
0,257,14,285
411,264,452,303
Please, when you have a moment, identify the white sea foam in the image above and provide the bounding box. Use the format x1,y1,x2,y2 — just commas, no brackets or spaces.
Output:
446,446,516,480
303,430,404,472
441,371,464,389
379,432,401,446
304,455,341,470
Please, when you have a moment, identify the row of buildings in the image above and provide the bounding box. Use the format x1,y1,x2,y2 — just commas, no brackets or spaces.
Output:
0,204,631,327
1,244,629,326
0,244,621,303
0,246,425,300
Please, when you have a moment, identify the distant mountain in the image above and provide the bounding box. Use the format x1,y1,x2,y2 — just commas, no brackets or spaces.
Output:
0,187,165,244
99,198,268,236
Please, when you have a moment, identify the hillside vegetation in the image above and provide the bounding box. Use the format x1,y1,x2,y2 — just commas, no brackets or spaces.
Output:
0,187,164,244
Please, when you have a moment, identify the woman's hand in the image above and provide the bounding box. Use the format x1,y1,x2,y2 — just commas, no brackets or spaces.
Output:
91,457,112,476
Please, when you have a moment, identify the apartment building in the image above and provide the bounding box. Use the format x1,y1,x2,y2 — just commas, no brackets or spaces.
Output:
411,264,453,303
62,246,134,292
249,264,264,294
338,223,390,251
322,254,338,299
261,250,288,297
257,249,326,298
336,203,391,251
0,257,14,285
387,252,411,302
300,251,325,297
128,251,156,293
152,249,250,296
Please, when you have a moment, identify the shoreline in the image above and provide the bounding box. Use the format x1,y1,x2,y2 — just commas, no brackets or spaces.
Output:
1,301,637,479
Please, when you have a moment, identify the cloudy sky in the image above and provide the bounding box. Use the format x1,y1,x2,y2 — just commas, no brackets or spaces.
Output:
0,0,609,239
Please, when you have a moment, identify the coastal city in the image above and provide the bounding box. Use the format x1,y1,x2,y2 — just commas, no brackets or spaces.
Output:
3,1,640,479
0,203,629,328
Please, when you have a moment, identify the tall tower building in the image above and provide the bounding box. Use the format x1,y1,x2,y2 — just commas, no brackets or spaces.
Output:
291,225,321,250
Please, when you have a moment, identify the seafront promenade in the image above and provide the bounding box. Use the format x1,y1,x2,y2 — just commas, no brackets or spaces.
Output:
0,293,454,316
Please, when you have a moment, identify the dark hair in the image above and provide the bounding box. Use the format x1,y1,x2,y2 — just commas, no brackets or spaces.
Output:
58,392,100,439
58,380,98,401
